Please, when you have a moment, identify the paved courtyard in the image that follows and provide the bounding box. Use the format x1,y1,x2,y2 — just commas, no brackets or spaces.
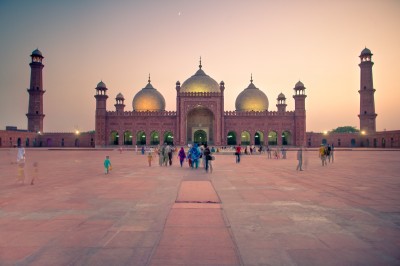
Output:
0,148,399,265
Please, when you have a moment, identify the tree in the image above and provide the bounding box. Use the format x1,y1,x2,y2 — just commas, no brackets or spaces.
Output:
330,126,359,133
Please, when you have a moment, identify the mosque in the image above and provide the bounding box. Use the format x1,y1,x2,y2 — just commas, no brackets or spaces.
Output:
94,58,306,147
0,48,399,148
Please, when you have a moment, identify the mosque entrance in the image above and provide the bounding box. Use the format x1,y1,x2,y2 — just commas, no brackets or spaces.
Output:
193,130,207,145
186,106,214,144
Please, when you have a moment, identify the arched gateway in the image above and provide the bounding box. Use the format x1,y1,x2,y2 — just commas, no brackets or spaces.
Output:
186,106,214,144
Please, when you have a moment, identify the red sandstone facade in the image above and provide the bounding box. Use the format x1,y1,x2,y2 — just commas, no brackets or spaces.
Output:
1,48,399,148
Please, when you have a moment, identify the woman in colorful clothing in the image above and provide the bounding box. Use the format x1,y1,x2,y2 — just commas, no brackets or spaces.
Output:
177,147,186,167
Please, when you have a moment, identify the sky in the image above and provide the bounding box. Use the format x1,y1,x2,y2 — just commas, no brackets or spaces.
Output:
0,0,399,133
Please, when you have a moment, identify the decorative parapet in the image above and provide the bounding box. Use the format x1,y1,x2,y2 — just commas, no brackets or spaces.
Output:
178,92,222,97
224,110,295,116
106,110,177,116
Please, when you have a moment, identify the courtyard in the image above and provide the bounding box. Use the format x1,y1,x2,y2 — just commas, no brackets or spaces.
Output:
0,148,399,265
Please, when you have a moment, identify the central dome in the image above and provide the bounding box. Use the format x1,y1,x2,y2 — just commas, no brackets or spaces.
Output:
132,77,166,112
235,77,269,111
180,62,220,93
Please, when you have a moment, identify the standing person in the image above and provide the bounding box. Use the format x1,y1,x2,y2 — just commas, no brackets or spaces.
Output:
167,145,173,166
17,161,26,184
104,155,112,174
267,146,272,159
135,145,138,154
319,145,327,166
17,145,25,163
158,145,164,166
178,147,186,167
204,144,211,172
235,144,241,163
163,144,170,166
282,147,287,159
327,145,332,163
147,151,153,167
296,147,303,171
331,144,335,162
31,162,39,185
141,146,145,155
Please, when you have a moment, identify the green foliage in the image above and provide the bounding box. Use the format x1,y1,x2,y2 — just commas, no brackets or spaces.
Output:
330,126,359,133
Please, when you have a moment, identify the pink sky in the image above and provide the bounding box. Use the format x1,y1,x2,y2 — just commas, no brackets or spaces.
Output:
0,1,399,133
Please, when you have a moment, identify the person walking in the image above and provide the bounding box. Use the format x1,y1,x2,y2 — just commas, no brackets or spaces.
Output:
189,143,201,168
17,145,25,163
296,147,303,171
178,147,186,167
204,144,211,172
235,144,241,163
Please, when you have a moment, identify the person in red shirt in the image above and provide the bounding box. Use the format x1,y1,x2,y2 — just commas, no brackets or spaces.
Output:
235,144,241,163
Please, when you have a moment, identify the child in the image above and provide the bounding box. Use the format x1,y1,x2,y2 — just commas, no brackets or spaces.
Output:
147,151,153,167
17,162,26,184
104,155,112,174
31,162,39,185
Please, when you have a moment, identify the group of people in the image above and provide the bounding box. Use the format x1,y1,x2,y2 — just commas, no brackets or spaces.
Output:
319,144,334,166
178,143,214,172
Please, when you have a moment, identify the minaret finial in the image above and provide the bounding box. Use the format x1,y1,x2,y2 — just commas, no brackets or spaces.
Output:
199,56,202,69
250,73,253,83
148,73,151,83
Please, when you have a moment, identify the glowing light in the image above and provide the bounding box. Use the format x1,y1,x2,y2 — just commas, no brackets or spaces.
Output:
75,130,80,135
361,130,366,135
323,131,328,135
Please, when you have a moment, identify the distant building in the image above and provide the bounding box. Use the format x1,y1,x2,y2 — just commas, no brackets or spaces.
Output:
0,49,398,148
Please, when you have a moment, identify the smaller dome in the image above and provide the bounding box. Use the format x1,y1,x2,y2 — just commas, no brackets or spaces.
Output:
31,49,43,57
295,81,304,88
96,81,107,89
132,78,166,112
235,78,269,111
116,93,124,99
361,47,372,56
277,92,286,99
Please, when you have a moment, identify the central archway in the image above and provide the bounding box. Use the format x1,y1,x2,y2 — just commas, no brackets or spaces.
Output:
194,130,207,145
186,106,214,144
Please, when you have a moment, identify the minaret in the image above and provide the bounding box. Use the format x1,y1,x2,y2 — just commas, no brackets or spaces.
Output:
94,81,108,147
293,81,307,146
358,47,377,133
114,93,125,113
276,93,287,112
26,49,45,132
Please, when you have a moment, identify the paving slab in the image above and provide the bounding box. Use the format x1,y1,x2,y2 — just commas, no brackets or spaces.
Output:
0,148,399,265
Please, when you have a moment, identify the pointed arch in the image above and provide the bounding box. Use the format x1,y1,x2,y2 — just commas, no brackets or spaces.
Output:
137,131,146,145
124,131,133,145
164,131,174,145
227,131,237,145
268,131,277,145
150,131,160,145
241,131,250,145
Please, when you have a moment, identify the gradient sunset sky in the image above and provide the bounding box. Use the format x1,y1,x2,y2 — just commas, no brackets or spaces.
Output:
1,0,399,133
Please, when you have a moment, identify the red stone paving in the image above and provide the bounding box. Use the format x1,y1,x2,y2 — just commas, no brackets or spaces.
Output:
0,148,399,265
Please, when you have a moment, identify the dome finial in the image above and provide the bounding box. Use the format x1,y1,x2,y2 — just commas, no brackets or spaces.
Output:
250,73,253,83
199,56,202,69
148,73,151,83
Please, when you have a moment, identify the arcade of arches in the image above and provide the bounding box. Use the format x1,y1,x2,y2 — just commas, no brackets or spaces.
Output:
226,130,292,146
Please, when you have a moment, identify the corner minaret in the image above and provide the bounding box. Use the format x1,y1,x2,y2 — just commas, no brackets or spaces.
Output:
293,81,307,146
94,81,109,147
26,49,45,132
276,93,287,113
114,93,125,113
358,47,377,133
